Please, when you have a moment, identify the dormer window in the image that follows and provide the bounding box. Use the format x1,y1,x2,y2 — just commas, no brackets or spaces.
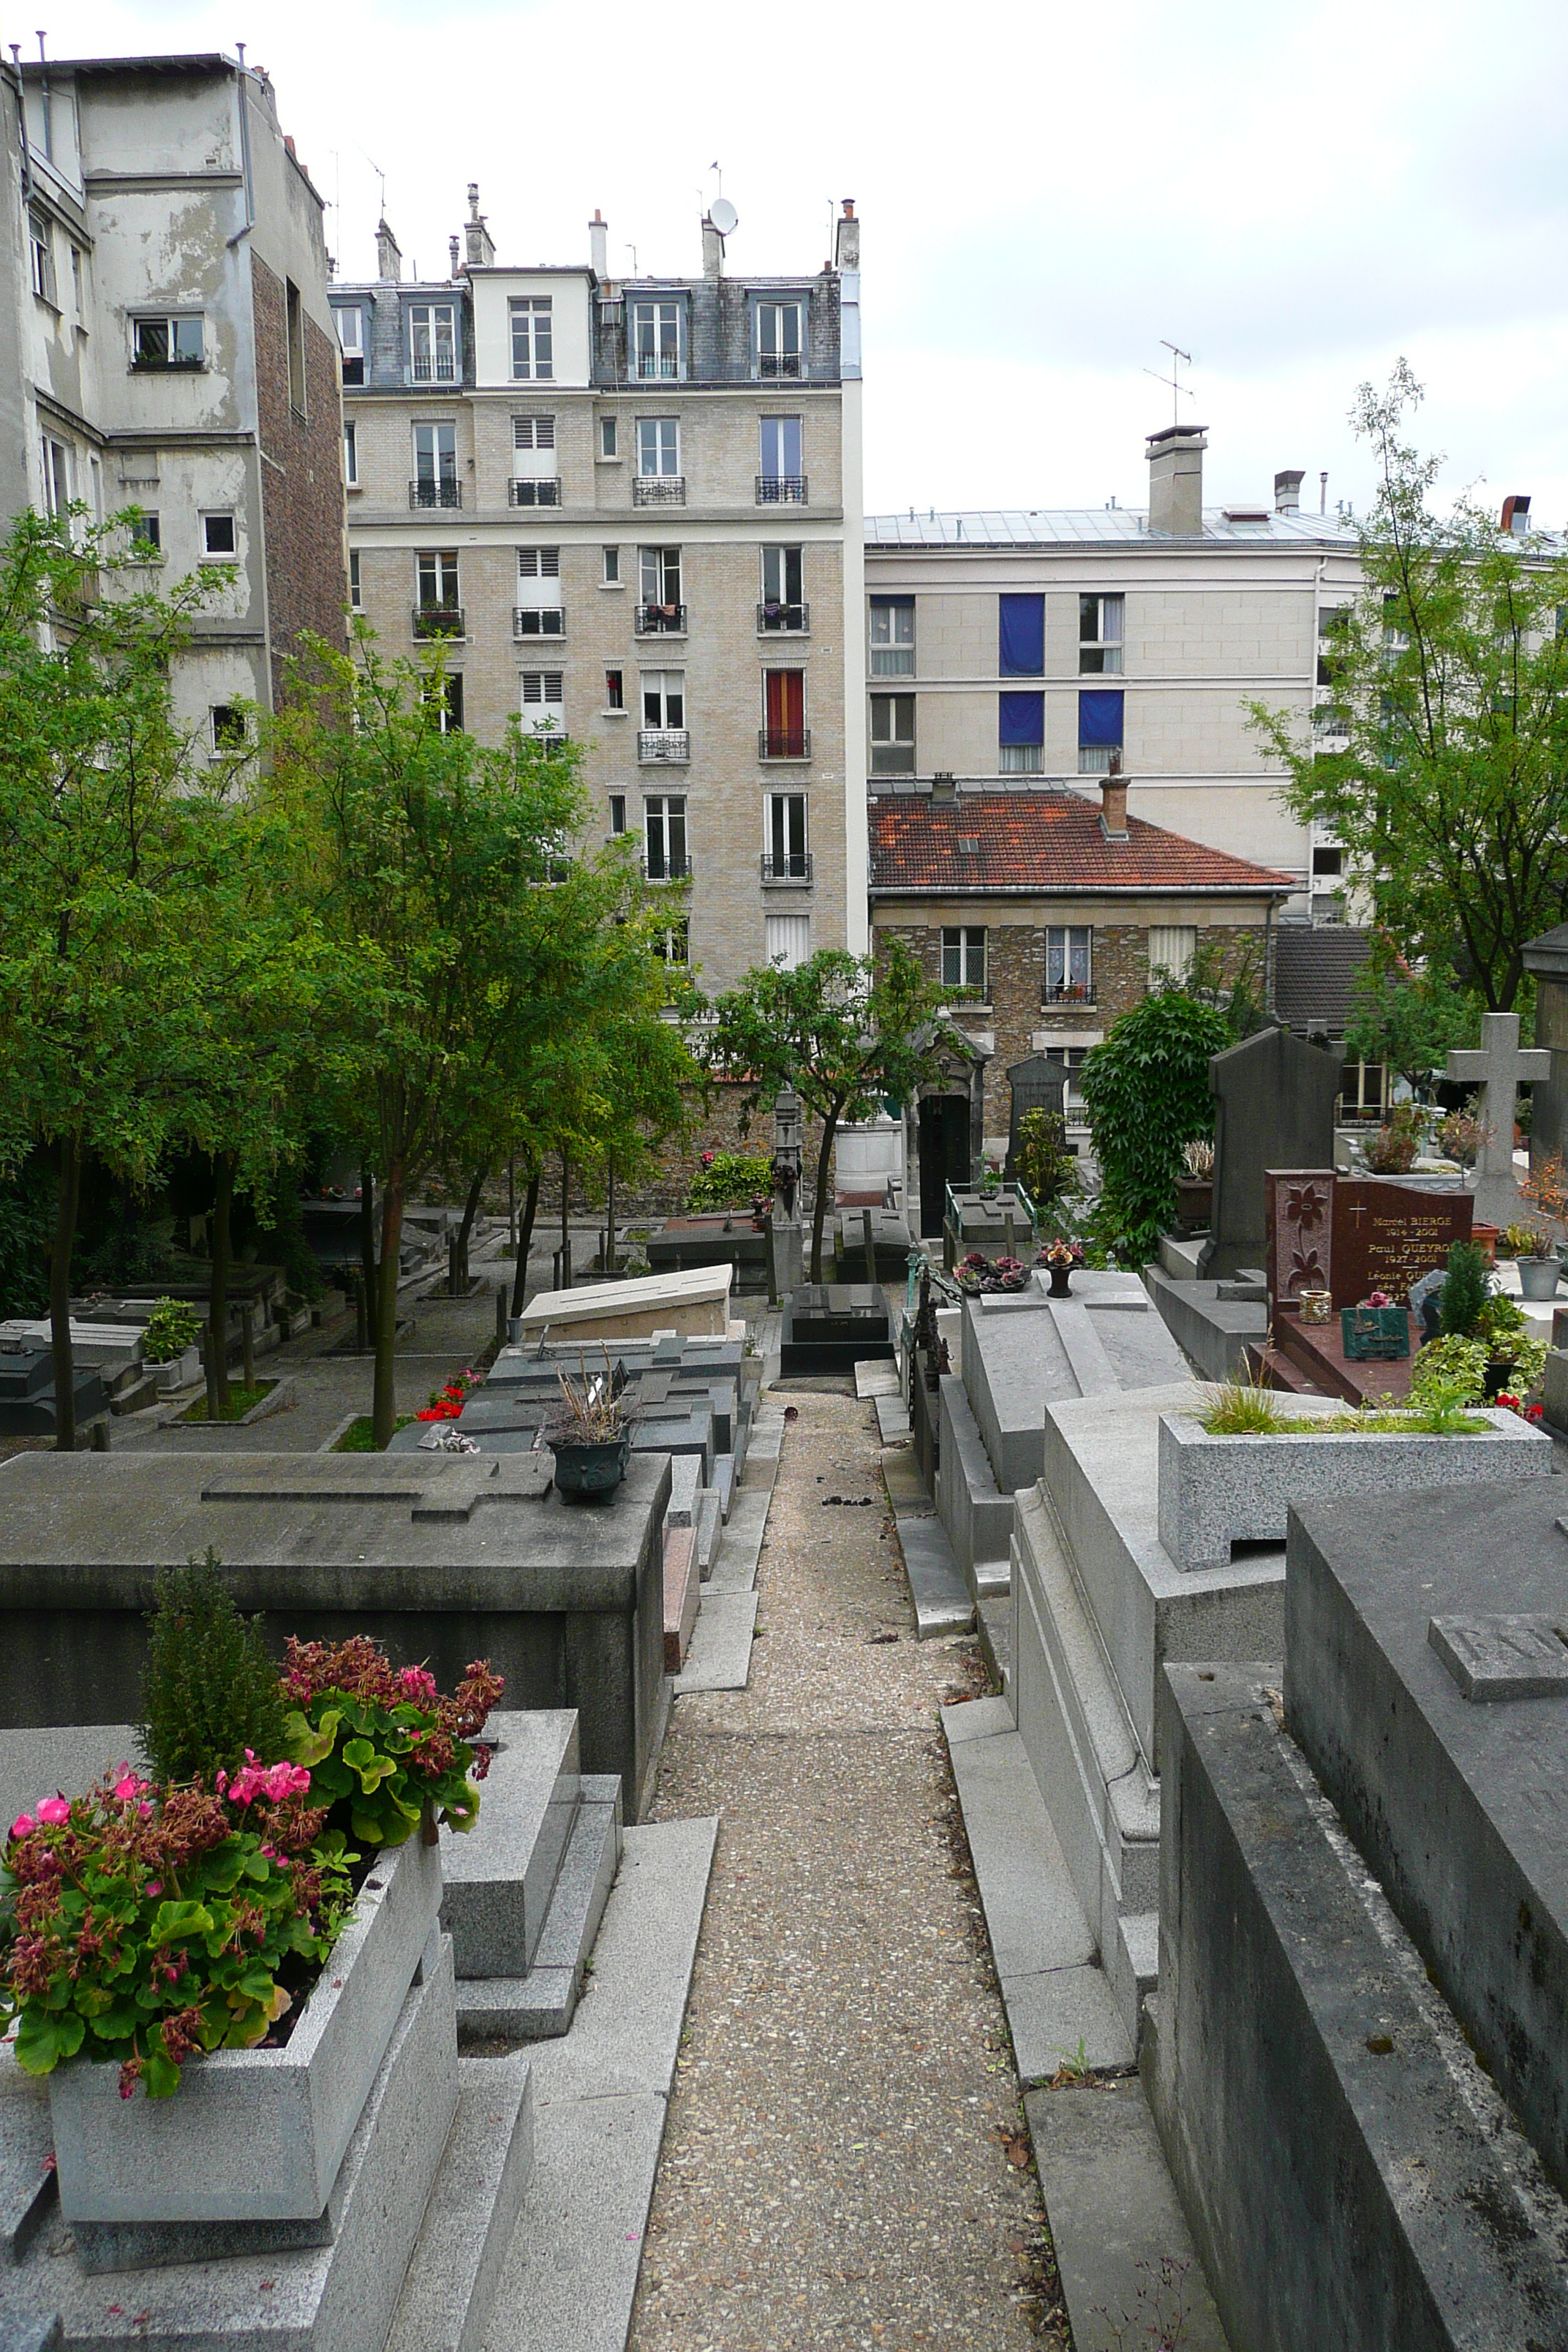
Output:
631,299,682,381
756,300,802,380
510,297,553,380
409,303,456,382
336,306,364,386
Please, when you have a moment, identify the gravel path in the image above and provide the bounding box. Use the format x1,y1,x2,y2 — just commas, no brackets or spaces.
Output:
633,1390,1063,2351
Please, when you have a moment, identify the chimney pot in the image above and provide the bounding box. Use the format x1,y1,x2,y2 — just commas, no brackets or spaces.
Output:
375,217,402,284
448,235,460,276
589,210,608,279
1100,759,1129,840
834,200,860,272
1502,494,1531,537
1274,468,1305,515
463,186,495,271
1145,424,1207,537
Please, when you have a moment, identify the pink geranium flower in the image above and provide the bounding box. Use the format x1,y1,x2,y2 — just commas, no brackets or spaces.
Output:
10,1813,35,1839
113,1773,144,1803
399,1665,438,1705
35,1795,69,1827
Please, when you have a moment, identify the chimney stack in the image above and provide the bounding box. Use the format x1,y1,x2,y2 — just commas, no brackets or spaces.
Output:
834,197,860,272
375,217,402,284
448,235,460,276
931,771,957,804
701,212,724,280
1274,469,1305,516
1100,756,1129,840
464,184,495,270
1145,424,1207,537
1502,494,1531,538
589,208,608,279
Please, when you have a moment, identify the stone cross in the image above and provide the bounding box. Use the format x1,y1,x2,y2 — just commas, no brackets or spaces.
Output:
1445,1011,1550,1228
771,1083,805,1297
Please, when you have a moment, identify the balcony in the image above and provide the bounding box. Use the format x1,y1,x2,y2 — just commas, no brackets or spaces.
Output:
633,353,682,380
412,605,464,640
756,475,808,505
1044,982,1096,1008
513,606,566,640
638,728,690,764
761,852,813,886
757,353,803,380
641,855,693,882
633,475,686,507
758,602,810,634
759,728,811,762
410,479,462,510
636,602,687,636
410,354,457,382
509,478,561,507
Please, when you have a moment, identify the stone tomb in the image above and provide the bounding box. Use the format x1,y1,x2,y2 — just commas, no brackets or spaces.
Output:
779,1283,894,1378
646,1212,769,1289
0,1450,670,1820
1147,1480,1568,2352
1198,1025,1343,1281
0,1341,106,1438
516,1262,738,1343
1264,1167,1471,1399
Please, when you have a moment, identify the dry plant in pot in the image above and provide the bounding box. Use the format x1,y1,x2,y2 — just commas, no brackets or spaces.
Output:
543,1354,638,1501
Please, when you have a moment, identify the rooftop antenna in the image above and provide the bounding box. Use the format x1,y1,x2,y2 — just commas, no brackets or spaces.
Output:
359,146,386,219
1143,340,1194,428
1319,469,1328,516
625,242,638,276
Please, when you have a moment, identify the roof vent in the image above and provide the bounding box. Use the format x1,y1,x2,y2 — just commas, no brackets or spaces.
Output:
932,772,957,804
1274,469,1305,515
958,837,979,855
1222,508,1270,524
1502,494,1531,537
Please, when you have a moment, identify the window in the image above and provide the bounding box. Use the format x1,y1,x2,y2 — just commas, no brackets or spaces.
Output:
417,549,460,608
1044,1044,1092,1112
285,278,306,413
643,796,688,879
756,300,803,379
608,794,627,833
941,927,987,995
29,213,54,303
512,416,557,494
412,421,459,508
516,546,562,636
521,670,565,731
999,592,1044,676
600,416,619,459
211,704,248,752
130,510,160,557
870,595,914,675
761,545,804,619
999,690,1044,773
435,674,464,734
1318,606,1347,687
658,919,690,970
1077,688,1123,773
336,306,364,385
602,546,621,585
513,415,556,452
638,546,683,628
342,419,358,486
758,416,804,499
516,546,561,581
349,547,361,610
870,693,915,775
1079,594,1123,674
133,314,203,369
42,437,69,516
1046,927,1093,1003
767,793,809,879
631,299,682,380
637,418,679,477
765,914,810,970
1312,843,1343,878
1147,925,1196,984
202,512,236,557
605,668,625,710
509,297,553,380
410,303,456,382
641,671,685,728
763,668,807,758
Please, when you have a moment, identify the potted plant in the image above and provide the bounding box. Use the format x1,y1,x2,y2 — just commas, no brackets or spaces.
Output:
1515,1222,1563,1302
544,1358,636,1500
143,1295,202,1393
1174,1137,1215,1232
1361,1103,1424,1175
1499,1221,1537,1261
1041,1236,1085,1297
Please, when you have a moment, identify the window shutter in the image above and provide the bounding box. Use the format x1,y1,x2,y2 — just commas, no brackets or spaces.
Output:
998,691,1044,746
1078,689,1124,747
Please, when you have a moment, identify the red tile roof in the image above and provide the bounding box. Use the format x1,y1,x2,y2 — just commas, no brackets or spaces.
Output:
870,791,1294,897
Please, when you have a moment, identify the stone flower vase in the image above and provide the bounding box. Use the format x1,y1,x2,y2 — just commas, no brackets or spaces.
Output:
550,1431,632,1501
1047,1265,1074,1299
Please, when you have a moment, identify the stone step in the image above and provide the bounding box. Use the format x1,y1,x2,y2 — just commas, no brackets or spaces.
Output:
384,2053,534,2352
935,1373,1014,1601
713,1452,735,1520
854,1358,902,1400
441,1709,581,1983
694,1488,721,1578
873,1392,911,1443
456,1778,623,2043
671,1589,758,1693
663,1524,700,1672
663,1454,701,1528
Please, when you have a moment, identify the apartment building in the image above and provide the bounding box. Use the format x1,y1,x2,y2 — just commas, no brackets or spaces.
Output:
0,51,347,737
334,192,864,995
864,426,1362,921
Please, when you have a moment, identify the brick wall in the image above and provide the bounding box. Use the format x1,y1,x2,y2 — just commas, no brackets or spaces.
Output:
252,254,349,702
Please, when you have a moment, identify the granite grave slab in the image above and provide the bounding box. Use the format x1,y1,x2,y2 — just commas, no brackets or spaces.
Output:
1199,1025,1343,1281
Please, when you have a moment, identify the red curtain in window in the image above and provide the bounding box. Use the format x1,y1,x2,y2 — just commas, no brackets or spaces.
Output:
765,669,804,753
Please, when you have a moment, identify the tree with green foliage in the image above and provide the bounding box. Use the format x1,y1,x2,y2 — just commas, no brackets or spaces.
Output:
1079,989,1230,1264
703,941,951,1282
0,509,236,1446
140,1550,287,1788
1342,949,1485,1094
1251,361,1568,1014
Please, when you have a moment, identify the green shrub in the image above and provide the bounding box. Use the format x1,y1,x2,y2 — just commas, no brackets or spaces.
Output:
140,1550,287,1787
1079,991,1229,1264
1016,1110,1074,1210
142,1296,202,1364
1409,1333,1488,1405
1439,1240,1488,1338
686,1151,772,1211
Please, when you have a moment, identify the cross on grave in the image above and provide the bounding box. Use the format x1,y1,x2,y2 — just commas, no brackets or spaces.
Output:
1445,1011,1550,1228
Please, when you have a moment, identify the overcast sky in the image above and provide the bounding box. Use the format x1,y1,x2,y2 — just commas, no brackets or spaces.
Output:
38,0,1568,525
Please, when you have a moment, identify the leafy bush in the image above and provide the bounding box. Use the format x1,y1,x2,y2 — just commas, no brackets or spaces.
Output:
1362,1103,1424,1175
142,1296,202,1365
1409,1333,1488,1404
0,1162,52,1319
1078,991,1229,1264
1,1765,353,2097
140,1553,287,1789
279,1637,503,1847
685,1150,772,1211
1439,1241,1488,1338
1016,1110,1074,1210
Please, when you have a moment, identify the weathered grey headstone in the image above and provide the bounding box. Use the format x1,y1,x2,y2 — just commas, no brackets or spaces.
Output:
1003,1054,1068,1183
1444,1010,1549,1228
1523,921,1568,1172
1199,1025,1343,1280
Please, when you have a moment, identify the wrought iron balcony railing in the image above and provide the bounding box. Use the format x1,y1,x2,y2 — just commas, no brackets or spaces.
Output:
761,852,813,885
638,728,690,764
633,475,686,506
513,606,566,638
756,475,807,505
412,605,464,639
509,477,561,507
758,602,809,633
758,728,811,761
641,854,692,881
757,353,803,379
410,478,461,509
632,352,682,380
410,354,457,382
636,602,687,635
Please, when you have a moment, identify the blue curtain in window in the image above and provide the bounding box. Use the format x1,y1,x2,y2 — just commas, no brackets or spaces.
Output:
1078,689,1124,746
999,593,1044,676
998,691,1044,746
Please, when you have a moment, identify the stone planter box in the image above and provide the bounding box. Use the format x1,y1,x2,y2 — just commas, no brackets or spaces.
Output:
1158,1403,1553,1575
151,1348,200,1393
50,1825,443,2225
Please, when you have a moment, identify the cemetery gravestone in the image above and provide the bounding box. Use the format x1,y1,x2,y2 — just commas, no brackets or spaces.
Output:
771,1082,805,1298
1002,1054,1069,1184
1444,1009,1549,1229
1523,921,1568,1171
1199,1025,1343,1281
1264,1169,1471,1313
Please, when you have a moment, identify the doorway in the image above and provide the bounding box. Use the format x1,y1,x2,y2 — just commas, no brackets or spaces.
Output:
918,1096,971,1237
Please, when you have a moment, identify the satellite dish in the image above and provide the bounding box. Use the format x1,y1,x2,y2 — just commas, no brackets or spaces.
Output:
709,197,738,237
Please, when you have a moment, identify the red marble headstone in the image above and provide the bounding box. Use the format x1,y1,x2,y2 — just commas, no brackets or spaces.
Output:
1265,1169,1472,1312
1265,1169,1335,1308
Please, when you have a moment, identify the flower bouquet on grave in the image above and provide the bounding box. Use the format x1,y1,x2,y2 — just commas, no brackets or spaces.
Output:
955,1251,990,1296
417,1365,480,1422
280,1637,503,1848
1041,1236,1086,1297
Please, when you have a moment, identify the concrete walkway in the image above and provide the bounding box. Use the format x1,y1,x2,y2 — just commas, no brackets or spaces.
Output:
631,1390,1063,2351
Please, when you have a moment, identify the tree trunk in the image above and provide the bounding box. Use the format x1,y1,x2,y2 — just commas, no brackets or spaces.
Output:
456,1165,486,1289
509,1164,542,1319
559,1147,571,1286
605,1155,617,1273
49,1132,82,1452
359,1164,379,1348
208,1151,235,1417
809,1107,840,1284
372,1158,404,1448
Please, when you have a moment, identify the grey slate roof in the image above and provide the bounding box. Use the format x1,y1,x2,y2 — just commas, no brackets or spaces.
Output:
864,508,1362,549
1273,927,1373,1035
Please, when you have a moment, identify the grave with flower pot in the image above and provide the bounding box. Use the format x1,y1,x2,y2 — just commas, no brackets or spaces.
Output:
1263,1168,1474,1402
